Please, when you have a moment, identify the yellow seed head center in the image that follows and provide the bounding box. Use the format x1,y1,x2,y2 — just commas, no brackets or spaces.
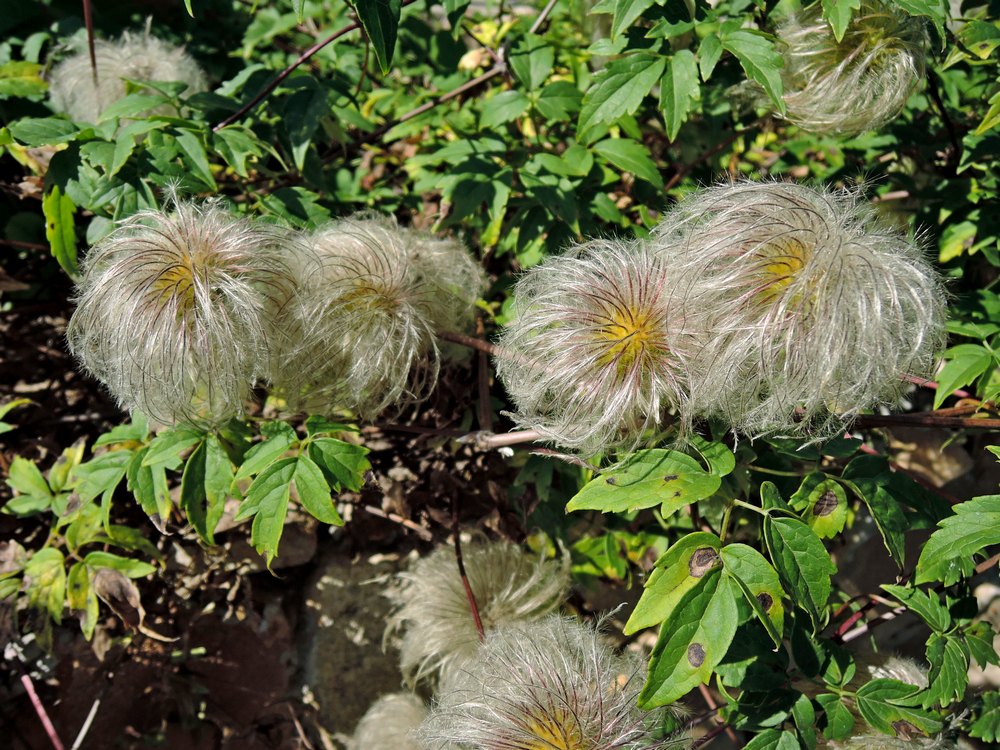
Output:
520,710,585,750
595,305,663,373
753,237,811,307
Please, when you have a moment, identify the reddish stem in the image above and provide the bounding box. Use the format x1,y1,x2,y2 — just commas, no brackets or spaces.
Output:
17,664,65,750
451,496,485,642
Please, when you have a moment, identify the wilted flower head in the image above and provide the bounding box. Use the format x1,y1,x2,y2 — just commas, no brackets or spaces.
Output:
49,28,208,123
495,239,696,455
652,181,946,438
386,539,570,686
67,197,297,426
352,693,429,750
776,0,926,136
419,616,688,750
271,215,481,417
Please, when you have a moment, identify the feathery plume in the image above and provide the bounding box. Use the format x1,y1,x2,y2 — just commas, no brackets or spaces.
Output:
271,215,482,417
352,693,428,750
495,239,696,455
419,616,688,750
386,539,570,686
652,181,946,438
776,0,926,136
67,196,298,426
49,29,208,123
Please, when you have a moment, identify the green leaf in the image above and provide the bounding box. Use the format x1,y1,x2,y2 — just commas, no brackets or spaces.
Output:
304,416,356,437
535,81,582,120
73,450,132,503
308,438,370,491
687,435,736,477
922,633,968,708
126,448,171,532
970,691,1000,743
721,543,785,646
6,456,52,500
611,0,657,38
67,562,98,640
480,90,531,129
976,90,1000,136
894,0,947,41
698,32,723,81
98,93,169,121
94,414,150,447
743,729,800,750
236,457,295,566
764,516,836,631
660,50,698,142
821,0,861,42
720,30,784,113
625,532,722,634
23,548,66,623
293,454,343,525
509,34,554,90
567,449,721,516
840,456,909,565
855,679,944,737
816,693,855,740
0,61,47,99
235,421,298,481
578,52,666,141
43,185,79,277
175,129,217,189
143,426,205,468
639,568,739,707
83,551,156,578
915,495,1000,585
966,620,1000,668
881,584,950,633
592,138,663,188
180,436,232,544
933,345,994,409
8,117,79,146
443,0,471,32
281,83,328,172
349,0,402,74
789,473,848,539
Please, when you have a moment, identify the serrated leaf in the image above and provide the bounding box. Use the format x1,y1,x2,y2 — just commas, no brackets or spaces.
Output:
933,345,994,408
792,694,817,750
721,30,784,113
126,448,171,532
764,516,836,631
293,454,343,525
975,90,1000,135
83,551,156,579
536,81,582,120
855,679,944,737
349,0,402,74
639,568,739,707
481,90,531,129
43,185,78,277
881,584,950,632
611,0,657,37
923,633,968,708
94,414,150,447
592,138,663,187
698,32,723,81
567,449,721,516
73,450,132,503
281,83,328,172
509,34,554,90
235,421,299,481
6,456,52,500
789,473,847,539
98,93,170,122
970,691,1000,742
894,0,947,42
237,457,295,566
578,52,665,141
816,693,855,740
67,562,99,640
181,436,232,544
308,438,370,492
625,532,722,634
821,0,861,41
966,620,1000,668
915,495,1000,585
721,543,785,646
660,49,698,142
175,129,217,189
8,117,79,145
143,426,205,468
840,456,909,565
23,548,65,623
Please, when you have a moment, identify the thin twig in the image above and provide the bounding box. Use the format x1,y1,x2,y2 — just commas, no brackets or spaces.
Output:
82,0,98,89
437,329,502,357
926,72,962,174
1,239,48,251
459,429,544,449
697,684,740,747
451,496,485,641
853,413,1000,430
70,697,100,750
212,0,419,132
13,655,65,750
690,722,733,750
529,0,560,33
363,504,433,540
902,373,971,399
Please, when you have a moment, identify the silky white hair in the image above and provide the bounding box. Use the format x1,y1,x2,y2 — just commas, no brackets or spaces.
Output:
418,616,688,750
651,181,946,439
776,0,926,136
352,693,429,750
386,539,570,687
67,197,298,426
49,28,207,123
495,239,699,455
270,215,482,418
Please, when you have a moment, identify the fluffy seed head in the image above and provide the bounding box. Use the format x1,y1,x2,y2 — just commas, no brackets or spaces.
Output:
832,737,955,750
49,29,208,123
495,239,696,455
386,539,570,686
270,215,482,417
352,693,429,750
418,616,688,750
651,181,947,438
776,0,926,136
67,197,298,426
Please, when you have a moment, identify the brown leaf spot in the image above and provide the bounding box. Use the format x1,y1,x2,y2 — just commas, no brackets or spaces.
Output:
756,592,773,611
606,477,617,485
891,721,924,741
663,474,679,482
812,490,840,517
687,643,706,667
688,547,720,578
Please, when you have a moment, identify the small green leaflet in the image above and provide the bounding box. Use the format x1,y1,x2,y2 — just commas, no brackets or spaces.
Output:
349,0,403,74
181,435,233,544
67,562,99,640
763,509,836,631
894,0,947,43
789,473,848,539
881,584,950,633
509,34,554,91
481,91,531,129
855,679,943,737
567,449,721,517
639,568,739,707
292,454,342,525
578,52,665,142
308,438,370,492
720,543,785,647
23,548,66,624
626,532,722,634
915,494,1000,585
933,344,994,409
970,691,1000,743
742,729,800,750
143,426,205,468
720,29,785,114
816,693,855,740
83,551,156,579
126,447,172,533
923,633,969,708
0,61,47,99
235,421,299,482
610,0,657,38
660,50,699,142
43,185,78,277
821,0,861,42
8,117,79,146
592,138,663,188
840,456,909,565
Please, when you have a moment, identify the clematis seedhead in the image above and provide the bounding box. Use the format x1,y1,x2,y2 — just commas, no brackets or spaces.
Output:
352,693,429,750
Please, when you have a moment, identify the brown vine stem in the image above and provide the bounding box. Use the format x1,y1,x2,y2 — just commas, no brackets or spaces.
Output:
212,0,420,132
452,495,485,641
0,239,47,251
437,329,502,358
853,413,1000,430
81,0,97,89
690,722,733,750
461,429,544,450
